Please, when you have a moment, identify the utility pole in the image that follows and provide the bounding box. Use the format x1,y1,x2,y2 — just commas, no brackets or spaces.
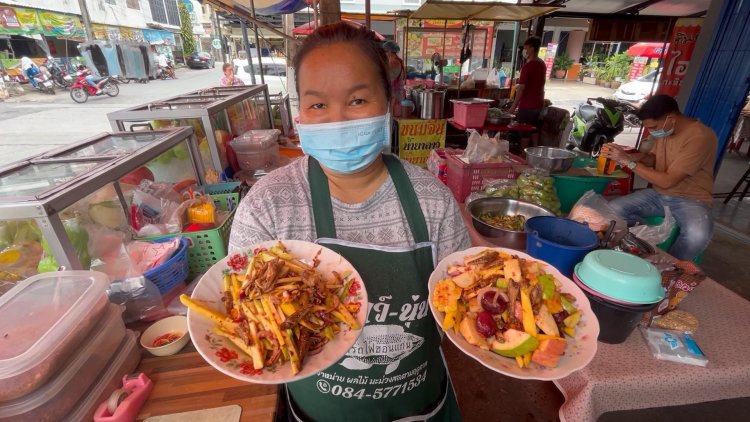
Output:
319,0,341,26
78,0,95,41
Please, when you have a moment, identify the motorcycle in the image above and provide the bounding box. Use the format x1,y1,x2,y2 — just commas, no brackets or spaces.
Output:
69,73,119,103
26,67,55,95
157,61,176,80
566,97,626,155
620,102,642,128
42,57,73,89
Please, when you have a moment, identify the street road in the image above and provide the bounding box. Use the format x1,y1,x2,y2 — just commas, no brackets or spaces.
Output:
0,66,221,165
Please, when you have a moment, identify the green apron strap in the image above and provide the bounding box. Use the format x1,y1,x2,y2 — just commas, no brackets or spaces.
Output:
382,155,430,244
308,158,337,239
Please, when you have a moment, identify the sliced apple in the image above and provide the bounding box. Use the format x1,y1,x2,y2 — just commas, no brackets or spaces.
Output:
491,329,539,358
504,259,522,282
452,270,477,289
563,311,581,328
460,316,489,349
535,304,560,337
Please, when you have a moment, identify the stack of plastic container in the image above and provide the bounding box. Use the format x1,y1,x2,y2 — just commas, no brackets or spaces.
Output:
0,271,141,422
230,129,281,171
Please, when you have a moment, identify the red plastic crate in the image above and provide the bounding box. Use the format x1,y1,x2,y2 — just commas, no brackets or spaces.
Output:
446,153,526,203
453,102,490,128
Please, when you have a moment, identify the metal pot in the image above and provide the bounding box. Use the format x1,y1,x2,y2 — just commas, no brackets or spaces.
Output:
468,197,555,250
411,88,424,115
524,147,578,173
420,90,446,120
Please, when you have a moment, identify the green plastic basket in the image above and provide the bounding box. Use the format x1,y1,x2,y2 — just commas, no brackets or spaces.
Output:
141,209,236,276
552,175,613,214
204,182,241,211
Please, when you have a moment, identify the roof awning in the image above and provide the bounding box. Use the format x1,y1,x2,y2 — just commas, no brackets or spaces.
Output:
409,0,561,22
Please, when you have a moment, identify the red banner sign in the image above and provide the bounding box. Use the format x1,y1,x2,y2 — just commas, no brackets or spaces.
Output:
544,43,558,80
628,56,649,81
656,18,703,97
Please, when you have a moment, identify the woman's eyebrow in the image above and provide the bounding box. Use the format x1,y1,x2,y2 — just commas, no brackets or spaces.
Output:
303,89,324,97
347,84,370,94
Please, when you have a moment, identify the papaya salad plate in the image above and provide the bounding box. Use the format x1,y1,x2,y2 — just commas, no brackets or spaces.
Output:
184,240,368,384
428,247,599,380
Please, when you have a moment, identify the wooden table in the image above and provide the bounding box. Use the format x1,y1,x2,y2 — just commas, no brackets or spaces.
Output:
134,342,278,422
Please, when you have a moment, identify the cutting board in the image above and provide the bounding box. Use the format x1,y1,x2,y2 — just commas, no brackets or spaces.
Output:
135,348,278,422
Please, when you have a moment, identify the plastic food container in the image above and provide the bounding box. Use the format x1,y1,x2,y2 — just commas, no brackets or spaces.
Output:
575,250,664,304
230,134,280,171
62,330,141,422
0,271,109,401
0,303,126,422
451,98,493,128
582,289,658,344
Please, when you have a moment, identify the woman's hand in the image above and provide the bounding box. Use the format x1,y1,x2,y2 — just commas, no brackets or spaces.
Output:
601,144,631,166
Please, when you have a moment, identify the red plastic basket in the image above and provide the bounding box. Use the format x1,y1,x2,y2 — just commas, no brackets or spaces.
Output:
453,102,490,128
446,153,525,203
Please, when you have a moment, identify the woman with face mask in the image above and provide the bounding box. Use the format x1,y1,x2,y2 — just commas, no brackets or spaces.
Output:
228,22,470,421
602,95,717,261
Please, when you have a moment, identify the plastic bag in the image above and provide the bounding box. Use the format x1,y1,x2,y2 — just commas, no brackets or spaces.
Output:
516,169,562,215
630,206,675,246
483,178,520,198
166,277,201,316
107,276,168,323
569,190,627,232
462,130,510,164
640,327,708,367
126,237,181,274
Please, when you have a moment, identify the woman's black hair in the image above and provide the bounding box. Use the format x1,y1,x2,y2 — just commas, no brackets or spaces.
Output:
637,94,681,120
293,22,392,101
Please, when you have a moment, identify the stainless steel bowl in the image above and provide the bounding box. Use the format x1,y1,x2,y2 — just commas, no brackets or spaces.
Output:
524,147,578,173
468,197,556,250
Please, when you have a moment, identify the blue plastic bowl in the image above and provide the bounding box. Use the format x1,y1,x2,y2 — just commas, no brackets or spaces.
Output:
525,216,599,278
575,250,664,305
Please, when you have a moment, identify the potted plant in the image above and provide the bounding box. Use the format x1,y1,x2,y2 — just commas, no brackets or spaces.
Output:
553,51,574,79
603,53,632,89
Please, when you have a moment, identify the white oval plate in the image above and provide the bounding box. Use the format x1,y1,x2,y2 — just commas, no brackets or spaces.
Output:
428,247,599,380
188,240,368,384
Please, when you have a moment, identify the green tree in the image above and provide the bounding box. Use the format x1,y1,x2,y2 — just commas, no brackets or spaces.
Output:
179,2,196,59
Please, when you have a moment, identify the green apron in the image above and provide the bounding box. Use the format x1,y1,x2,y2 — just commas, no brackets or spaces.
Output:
286,156,460,422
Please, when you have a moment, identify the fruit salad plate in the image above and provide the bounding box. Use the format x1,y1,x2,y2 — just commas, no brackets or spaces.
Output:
428,247,599,380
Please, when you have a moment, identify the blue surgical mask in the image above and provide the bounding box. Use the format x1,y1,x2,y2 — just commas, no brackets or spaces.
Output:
650,117,675,138
298,113,390,174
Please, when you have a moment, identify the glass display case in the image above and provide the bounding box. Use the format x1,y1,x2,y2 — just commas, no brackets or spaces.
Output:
0,128,200,285
107,85,274,179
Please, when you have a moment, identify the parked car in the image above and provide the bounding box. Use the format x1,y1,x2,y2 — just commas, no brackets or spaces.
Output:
232,57,288,95
614,69,662,105
187,52,215,69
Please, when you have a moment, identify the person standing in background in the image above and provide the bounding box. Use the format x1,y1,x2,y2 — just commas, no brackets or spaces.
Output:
220,63,244,87
509,37,546,149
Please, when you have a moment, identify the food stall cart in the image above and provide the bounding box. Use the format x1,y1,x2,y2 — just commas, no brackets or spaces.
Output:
107,85,274,179
392,1,561,165
0,128,201,278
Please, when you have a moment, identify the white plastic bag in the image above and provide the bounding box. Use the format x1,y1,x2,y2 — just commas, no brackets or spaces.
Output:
630,207,676,246
462,129,510,164
570,190,627,232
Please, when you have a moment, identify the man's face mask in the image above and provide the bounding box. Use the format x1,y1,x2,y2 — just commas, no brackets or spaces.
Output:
650,116,675,138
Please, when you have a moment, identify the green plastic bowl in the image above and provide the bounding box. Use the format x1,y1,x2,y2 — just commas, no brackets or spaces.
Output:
574,250,665,304
552,175,613,213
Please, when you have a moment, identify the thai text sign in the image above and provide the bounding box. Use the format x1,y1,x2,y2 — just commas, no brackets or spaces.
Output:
656,18,703,97
398,119,447,167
